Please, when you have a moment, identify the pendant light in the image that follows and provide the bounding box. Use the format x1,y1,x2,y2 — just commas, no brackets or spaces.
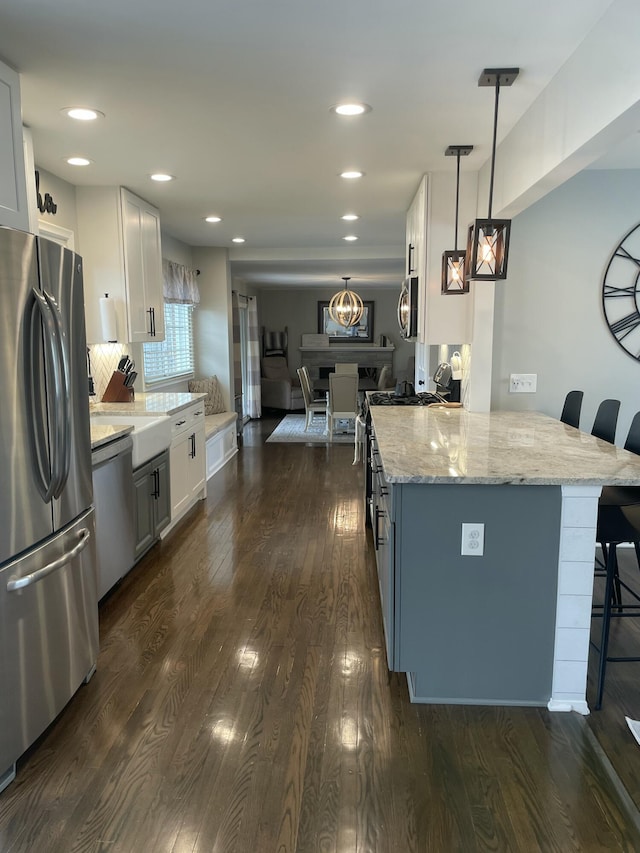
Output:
328,276,364,328
441,144,473,294
466,67,519,282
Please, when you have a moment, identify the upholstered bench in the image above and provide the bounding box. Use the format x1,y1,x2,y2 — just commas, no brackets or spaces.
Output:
204,411,238,479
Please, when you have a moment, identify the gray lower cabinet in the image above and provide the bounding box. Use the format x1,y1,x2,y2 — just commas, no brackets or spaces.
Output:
133,450,170,561
371,456,395,669
368,425,562,705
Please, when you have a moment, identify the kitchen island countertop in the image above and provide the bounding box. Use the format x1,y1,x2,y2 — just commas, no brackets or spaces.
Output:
370,407,640,485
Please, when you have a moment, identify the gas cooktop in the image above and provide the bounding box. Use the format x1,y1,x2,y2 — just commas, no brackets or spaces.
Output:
368,392,445,406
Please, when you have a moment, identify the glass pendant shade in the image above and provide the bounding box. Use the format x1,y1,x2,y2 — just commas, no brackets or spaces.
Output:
442,250,469,294
465,218,511,281
329,278,364,328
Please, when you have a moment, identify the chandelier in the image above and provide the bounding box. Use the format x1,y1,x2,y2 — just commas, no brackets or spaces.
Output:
329,277,364,328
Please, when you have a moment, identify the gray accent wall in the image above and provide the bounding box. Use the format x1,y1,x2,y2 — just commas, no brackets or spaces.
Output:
256,286,415,382
492,168,640,446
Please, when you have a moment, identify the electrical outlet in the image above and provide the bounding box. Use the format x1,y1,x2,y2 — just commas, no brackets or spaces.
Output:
461,523,484,556
509,373,537,393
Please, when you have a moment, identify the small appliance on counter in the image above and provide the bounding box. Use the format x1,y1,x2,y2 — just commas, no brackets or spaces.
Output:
433,353,462,404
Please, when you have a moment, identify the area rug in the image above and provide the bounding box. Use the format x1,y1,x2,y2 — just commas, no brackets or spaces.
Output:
266,414,355,444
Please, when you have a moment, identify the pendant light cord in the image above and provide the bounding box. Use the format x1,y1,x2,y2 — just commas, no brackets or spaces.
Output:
487,76,501,219
454,150,461,251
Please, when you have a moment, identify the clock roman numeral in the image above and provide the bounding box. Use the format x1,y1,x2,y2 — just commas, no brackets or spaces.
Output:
610,311,640,341
604,283,637,298
616,246,640,268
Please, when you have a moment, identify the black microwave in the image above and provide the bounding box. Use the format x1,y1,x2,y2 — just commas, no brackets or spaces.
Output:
397,275,418,340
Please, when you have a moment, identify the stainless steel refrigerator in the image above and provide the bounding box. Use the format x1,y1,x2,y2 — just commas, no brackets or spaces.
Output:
0,227,98,793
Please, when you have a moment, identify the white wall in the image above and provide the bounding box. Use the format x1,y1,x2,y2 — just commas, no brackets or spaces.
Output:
192,246,234,408
492,168,640,445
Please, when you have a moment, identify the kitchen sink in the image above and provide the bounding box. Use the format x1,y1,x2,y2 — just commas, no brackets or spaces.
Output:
90,414,171,468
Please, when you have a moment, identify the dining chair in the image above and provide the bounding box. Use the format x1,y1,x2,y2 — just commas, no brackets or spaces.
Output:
335,362,359,375
296,367,327,431
560,390,583,429
591,398,620,444
327,372,359,441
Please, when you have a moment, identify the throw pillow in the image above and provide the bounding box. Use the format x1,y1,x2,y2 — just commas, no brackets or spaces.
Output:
188,375,226,415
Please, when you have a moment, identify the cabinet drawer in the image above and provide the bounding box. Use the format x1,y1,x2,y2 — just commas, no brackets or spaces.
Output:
171,403,205,438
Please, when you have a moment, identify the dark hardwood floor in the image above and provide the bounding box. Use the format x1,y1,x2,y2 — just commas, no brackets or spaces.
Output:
1,415,640,852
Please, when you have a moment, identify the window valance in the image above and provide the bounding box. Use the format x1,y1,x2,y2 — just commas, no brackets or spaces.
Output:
162,259,200,305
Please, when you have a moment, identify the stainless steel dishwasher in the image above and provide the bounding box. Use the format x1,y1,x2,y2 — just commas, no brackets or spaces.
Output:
91,434,135,600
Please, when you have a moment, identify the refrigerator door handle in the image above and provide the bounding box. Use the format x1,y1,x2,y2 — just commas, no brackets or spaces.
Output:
6,527,91,592
42,290,71,498
24,289,56,502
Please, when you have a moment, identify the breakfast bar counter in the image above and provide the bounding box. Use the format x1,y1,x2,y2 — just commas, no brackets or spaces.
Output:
367,407,640,712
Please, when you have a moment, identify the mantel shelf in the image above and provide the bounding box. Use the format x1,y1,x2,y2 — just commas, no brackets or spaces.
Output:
299,345,394,379
299,345,395,352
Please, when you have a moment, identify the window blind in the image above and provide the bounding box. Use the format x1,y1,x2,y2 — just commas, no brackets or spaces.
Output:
143,302,194,384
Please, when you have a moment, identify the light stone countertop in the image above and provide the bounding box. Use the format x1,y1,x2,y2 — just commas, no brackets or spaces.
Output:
90,391,207,418
90,423,134,452
90,392,207,451
370,407,640,485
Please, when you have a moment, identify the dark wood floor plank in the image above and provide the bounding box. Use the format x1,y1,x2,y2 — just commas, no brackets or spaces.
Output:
2,416,640,852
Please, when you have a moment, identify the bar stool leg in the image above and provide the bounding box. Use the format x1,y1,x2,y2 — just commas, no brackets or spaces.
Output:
595,543,617,710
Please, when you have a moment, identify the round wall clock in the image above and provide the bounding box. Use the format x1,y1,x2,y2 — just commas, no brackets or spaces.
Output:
602,222,640,361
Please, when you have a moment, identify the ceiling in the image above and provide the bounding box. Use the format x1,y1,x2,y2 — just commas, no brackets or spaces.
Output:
0,0,618,289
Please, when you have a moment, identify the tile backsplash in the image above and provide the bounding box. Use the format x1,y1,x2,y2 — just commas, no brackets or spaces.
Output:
88,343,132,400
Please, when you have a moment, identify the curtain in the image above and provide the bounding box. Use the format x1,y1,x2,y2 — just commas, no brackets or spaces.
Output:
246,298,261,418
231,291,243,426
162,259,200,305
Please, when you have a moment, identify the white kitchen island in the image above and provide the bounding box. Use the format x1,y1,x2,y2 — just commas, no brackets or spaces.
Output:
368,407,640,713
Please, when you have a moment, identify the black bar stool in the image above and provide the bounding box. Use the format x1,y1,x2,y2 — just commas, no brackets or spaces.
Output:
591,398,620,444
592,502,640,709
560,390,583,429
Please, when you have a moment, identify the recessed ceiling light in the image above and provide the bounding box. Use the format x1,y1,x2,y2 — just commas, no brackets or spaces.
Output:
343,235,359,242
150,173,174,182
66,156,92,166
341,213,359,221
232,237,246,243
331,102,372,116
340,170,364,180
205,216,222,223
63,107,104,121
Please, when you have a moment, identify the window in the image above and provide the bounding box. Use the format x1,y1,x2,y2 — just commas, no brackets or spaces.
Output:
143,302,194,385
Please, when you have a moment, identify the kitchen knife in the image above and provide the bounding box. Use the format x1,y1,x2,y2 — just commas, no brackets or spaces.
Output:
124,370,137,387
117,356,129,372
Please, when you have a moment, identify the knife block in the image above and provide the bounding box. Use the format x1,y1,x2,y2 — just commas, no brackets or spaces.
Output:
101,371,135,403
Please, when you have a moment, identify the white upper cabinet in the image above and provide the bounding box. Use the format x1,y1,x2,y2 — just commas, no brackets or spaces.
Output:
76,186,165,344
406,175,428,344
407,172,474,347
0,58,29,232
